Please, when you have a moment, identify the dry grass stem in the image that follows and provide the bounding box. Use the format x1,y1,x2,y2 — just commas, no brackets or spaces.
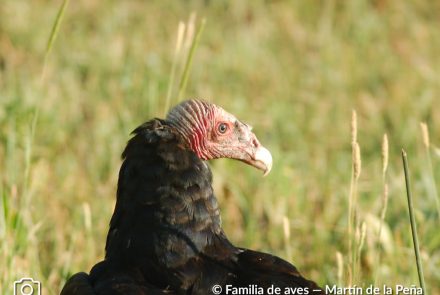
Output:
420,122,430,148
348,110,361,286
283,216,292,262
353,142,362,180
382,134,389,178
419,122,440,221
351,110,357,145
336,251,344,286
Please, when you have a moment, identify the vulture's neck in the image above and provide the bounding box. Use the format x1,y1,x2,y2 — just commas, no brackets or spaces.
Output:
105,120,225,271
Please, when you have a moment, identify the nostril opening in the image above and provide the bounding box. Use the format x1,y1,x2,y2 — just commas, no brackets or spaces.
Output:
252,138,258,147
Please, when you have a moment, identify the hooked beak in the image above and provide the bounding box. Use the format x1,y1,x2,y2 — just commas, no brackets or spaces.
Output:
252,146,273,176
240,145,273,176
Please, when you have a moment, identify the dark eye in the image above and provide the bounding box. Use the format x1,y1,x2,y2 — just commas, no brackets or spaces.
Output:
218,123,228,134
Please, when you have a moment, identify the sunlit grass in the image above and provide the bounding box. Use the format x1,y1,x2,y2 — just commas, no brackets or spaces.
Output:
402,150,427,294
1,1,440,294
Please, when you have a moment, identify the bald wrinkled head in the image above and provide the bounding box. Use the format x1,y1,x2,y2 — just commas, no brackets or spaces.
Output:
166,100,272,176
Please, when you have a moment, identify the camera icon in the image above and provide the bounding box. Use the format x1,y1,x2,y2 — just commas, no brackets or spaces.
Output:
13,278,41,295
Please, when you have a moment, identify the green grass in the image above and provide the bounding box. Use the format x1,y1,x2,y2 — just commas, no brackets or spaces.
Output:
1,1,440,294
402,150,427,294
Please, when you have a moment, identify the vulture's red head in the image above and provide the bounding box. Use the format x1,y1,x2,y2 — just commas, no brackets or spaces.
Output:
167,100,272,176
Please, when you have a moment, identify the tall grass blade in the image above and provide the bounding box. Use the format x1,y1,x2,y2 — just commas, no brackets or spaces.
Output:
164,22,186,117
177,18,206,102
374,134,390,284
402,149,427,295
42,0,70,81
348,110,361,285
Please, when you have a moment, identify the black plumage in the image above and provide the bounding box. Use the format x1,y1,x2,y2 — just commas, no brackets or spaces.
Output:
61,101,323,295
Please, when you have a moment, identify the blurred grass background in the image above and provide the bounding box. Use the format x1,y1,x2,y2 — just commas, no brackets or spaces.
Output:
1,0,440,293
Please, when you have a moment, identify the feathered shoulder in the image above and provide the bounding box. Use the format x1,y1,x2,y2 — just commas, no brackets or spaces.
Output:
121,118,180,159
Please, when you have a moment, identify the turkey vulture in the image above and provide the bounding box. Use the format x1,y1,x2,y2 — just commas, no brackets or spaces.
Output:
61,100,323,294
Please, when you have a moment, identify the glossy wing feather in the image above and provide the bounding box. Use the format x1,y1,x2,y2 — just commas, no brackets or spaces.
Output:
60,273,95,295
234,249,324,293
